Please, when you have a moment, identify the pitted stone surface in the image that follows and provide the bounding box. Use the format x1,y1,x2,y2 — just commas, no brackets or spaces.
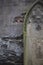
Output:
27,4,43,65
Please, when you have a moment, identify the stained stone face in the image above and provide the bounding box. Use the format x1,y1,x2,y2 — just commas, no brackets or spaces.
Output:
26,4,43,65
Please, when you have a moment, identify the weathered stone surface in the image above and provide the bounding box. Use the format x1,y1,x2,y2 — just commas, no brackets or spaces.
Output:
26,4,43,65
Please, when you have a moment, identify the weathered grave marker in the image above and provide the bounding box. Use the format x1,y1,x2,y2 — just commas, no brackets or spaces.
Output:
24,0,43,65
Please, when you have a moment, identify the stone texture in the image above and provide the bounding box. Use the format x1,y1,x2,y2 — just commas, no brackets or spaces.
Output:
25,4,43,65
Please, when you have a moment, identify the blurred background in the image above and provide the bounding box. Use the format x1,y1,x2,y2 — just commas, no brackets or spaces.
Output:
0,0,36,37
0,0,36,65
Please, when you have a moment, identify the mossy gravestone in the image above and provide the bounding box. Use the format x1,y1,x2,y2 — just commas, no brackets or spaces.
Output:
24,0,43,65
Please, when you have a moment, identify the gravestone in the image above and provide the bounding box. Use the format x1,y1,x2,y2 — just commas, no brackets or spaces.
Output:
24,0,43,65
